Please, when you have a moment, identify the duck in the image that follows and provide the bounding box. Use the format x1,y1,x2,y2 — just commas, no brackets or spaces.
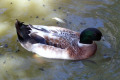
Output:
15,20,102,60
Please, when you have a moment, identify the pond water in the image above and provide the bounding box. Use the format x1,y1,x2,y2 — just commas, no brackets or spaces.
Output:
0,0,120,80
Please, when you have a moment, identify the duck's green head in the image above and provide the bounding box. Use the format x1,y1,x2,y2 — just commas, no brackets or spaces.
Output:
80,28,102,44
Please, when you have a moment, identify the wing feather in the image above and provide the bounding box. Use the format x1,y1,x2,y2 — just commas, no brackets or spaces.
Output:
29,25,80,49
30,32,70,49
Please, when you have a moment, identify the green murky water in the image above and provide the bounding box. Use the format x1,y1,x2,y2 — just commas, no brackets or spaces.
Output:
0,0,120,80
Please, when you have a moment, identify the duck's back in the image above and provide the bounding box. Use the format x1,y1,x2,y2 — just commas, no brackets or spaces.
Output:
29,25,80,46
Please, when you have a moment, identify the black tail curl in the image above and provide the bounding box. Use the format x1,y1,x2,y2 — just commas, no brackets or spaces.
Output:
15,19,31,42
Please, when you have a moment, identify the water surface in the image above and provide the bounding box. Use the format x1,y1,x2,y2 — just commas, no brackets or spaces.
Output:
0,0,120,80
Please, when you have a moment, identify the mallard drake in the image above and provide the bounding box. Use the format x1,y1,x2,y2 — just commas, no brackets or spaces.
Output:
15,20,102,60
